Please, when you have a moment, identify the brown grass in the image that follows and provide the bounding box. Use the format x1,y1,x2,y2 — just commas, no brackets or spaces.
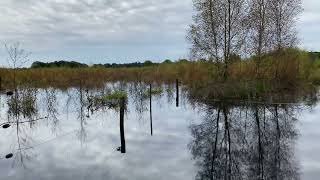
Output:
0,49,318,100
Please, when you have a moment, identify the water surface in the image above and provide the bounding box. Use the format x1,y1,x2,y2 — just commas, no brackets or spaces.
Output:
0,83,319,180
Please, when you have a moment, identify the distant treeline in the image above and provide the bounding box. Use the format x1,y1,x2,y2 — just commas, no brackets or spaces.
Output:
31,61,89,68
30,52,320,69
30,59,188,69
309,52,320,61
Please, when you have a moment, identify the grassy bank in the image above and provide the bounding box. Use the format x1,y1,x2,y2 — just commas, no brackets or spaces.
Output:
0,49,319,99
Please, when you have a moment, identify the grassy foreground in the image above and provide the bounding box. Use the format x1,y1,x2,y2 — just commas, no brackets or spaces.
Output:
0,49,319,99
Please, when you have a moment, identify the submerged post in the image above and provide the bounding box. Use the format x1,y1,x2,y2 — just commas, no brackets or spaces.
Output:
176,79,179,107
150,84,153,136
120,97,126,153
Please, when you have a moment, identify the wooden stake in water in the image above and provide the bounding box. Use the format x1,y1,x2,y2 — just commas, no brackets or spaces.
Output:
176,79,179,107
150,84,153,136
120,97,126,153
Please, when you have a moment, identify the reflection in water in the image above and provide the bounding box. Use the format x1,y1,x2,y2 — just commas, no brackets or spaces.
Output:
118,97,126,153
130,82,160,136
7,88,38,120
42,88,60,133
0,83,318,180
130,82,149,121
76,85,89,145
176,79,179,107
149,84,153,136
189,102,301,180
4,88,39,168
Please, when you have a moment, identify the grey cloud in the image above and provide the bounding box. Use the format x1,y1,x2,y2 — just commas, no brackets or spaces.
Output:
298,0,320,51
0,0,318,65
0,0,192,47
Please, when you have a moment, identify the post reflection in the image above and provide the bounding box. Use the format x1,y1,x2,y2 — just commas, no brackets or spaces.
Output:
119,97,126,153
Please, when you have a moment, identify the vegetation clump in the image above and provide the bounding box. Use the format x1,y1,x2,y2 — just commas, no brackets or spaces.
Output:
101,91,127,101
143,88,163,98
90,90,127,109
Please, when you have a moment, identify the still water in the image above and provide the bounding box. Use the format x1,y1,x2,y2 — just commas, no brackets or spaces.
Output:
0,83,319,180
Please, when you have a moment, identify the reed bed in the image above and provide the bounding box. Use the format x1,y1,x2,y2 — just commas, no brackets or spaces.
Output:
0,49,319,100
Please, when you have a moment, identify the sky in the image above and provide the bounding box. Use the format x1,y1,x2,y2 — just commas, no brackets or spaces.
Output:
0,0,319,67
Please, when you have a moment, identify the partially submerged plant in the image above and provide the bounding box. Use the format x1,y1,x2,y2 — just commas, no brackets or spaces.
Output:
101,91,127,101
89,90,128,110
7,89,38,118
143,88,163,98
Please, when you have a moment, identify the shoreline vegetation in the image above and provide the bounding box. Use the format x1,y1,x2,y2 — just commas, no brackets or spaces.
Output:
0,49,319,101
0,0,318,102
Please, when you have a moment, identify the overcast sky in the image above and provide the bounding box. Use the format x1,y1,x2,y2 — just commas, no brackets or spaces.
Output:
0,0,319,66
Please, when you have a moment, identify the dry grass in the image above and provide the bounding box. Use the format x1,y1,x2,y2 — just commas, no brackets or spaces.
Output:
0,49,318,100
0,61,213,90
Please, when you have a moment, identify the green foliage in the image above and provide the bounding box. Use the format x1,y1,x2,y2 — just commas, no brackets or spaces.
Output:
8,90,37,118
90,90,127,110
32,60,169,69
308,52,320,61
178,59,189,63
143,88,163,98
143,60,154,66
101,91,128,101
31,61,88,68
162,59,173,64
93,62,154,68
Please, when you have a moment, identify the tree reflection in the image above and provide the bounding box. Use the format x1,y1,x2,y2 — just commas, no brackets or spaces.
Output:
76,85,88,145
43,88,60,133
7,88,38,120
189,102,301,180
129,82,164,136
4,88,38,168
129,82,149,121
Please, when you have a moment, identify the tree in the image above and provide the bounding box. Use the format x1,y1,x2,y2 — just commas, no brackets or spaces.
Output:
188,0,302,79
162,59,173,64
5,42,31,90
248,0,270,75
188,0,249,79
268,0,302,50
143,60,153,66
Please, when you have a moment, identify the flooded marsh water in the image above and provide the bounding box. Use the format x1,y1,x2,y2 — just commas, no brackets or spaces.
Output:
0,83,319,180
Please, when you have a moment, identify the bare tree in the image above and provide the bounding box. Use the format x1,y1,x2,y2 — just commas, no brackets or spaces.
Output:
5,42,31,90
268,0,302,50
187,0,222,62
188,0,249,79
248,0,271,75
188,0,302,79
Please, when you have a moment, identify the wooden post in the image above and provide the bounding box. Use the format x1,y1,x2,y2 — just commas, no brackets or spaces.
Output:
176,79,179,107
0,77,2,90
149,84,153,136
120,97,126,153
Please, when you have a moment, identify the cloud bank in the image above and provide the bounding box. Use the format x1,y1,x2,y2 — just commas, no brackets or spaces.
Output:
0,0,318,66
